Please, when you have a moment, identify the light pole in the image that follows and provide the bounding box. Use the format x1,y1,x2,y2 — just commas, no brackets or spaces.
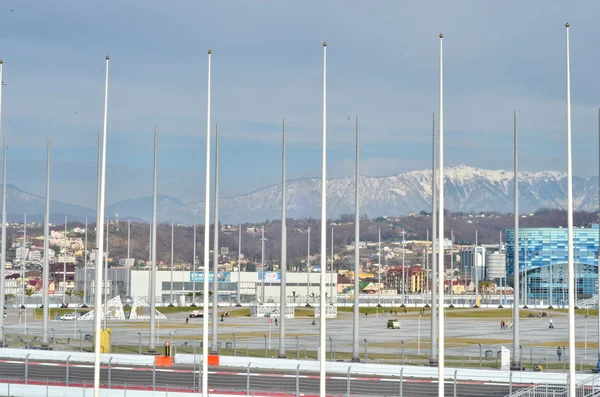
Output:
377,228,381,308
211,123,220,355
351,115,361,363
279,118,288,358
401,230,406,307
260,225,267,304
511,110,521,371
306,227,311,304
236,224,242,306
170,222,174,306
331,226,334,304
449,230,454,308
63,216,67,306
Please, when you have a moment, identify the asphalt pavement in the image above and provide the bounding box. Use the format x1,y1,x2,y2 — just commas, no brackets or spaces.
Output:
0,359,523,397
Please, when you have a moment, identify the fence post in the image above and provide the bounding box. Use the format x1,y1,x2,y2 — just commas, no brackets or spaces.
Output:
364,339,368,363
138,332,142,355
296,364,300,397
346,366,351,397
399,367,404,397
108,356,113,389
264,335,268,358
479,344,482,368
78,330,83,352
26,329,30,348
329,337,333,361
66,355,71,388
509,371,513,394
193,340,197,392
233,333,237,357
25,353,30,385
453,370,457,397
296,336,299,360
246,362,251,397
401,340,405,365
152,357,156,391
530,348,533,370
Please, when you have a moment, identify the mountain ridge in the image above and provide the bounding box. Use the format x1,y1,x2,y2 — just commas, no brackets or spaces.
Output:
1,165,597,224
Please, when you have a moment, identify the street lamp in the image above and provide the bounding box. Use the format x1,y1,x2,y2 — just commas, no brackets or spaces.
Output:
418,314,421,355
260,225,268,304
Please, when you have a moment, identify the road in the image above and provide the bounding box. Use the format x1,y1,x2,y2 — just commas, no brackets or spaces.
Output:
0,359,525,396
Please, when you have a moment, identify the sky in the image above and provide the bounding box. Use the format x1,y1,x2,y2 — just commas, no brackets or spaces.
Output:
0,1,599,208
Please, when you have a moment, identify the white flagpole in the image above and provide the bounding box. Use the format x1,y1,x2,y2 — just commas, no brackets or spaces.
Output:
94,54,109,397
565,22,575,396
437,33,445,397
319,41,327,397
202,49,212,397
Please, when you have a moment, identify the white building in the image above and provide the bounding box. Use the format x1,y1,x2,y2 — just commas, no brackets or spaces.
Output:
129,270,337,305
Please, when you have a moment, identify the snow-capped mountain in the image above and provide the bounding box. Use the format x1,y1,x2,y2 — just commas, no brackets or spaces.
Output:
0,184,95,222
2,165,598,224
108,165,600,224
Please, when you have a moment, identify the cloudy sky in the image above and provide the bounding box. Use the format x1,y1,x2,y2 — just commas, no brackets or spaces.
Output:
0,1,598,208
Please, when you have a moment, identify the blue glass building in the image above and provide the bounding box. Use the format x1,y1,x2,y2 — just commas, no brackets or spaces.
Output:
506,225,599,306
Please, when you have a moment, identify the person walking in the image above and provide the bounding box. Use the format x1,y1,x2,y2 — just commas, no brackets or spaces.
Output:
557,346,562,361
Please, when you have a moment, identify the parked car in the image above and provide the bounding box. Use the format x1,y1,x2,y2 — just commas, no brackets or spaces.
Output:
386,319,400,329
189,310,203,318
60,313,76,321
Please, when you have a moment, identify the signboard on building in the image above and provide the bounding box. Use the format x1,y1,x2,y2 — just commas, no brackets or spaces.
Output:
500,346,510,371
257,272,281,282
189,271,231,282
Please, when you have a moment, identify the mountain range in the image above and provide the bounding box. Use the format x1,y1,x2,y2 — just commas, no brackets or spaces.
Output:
2,165,598,224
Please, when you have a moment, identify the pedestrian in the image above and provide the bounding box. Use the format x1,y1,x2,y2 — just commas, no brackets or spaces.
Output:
275,318,278,326
557,346,562,362
500,320,504,330
549,319,553,329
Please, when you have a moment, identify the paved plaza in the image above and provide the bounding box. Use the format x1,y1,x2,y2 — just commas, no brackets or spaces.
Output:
1,306,597,370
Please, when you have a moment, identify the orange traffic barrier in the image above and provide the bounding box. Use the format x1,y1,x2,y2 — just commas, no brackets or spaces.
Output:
155,356,173,367
207,355,220,366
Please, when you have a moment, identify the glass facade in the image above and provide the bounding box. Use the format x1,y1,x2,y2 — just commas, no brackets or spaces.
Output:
506,225,599,306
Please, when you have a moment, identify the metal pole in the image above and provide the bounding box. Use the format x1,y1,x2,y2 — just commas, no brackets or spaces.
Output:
138,332,141,355
565,23,575,396
260,225,266,304
233,333,236,356
399,368,404,397
192,224,196,305
93,55,110,397
66,355,71,388
246,362,251,397
103,217,109,330
84,218,88,305
148,126,158,354
25,353,30,385
378,229,381,307
437,33,445,397
42,134,51,349
127,219,130,297
450,230,454,307
352,115,360,362
402,230,406,306
479,344,482,368
63,215,67,305
264,334,267,357
364,338,368,363
430,111,438,366
307,227,311,303
319,42,328,397
511,110,521,371
401,340,405,365
425,229,429,306
597,108,600,372
212,123,220,354
202,49,212,397
108,357,112,389
331,226,334,304
279,119,287,358
237,225,242,306
171,222,174,305
346,366,351,397
296,364,300,397
0,139,6,338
